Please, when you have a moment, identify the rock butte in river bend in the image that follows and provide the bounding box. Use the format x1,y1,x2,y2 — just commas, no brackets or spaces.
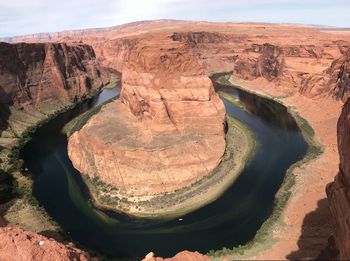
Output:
68,36,226,198
1,20,350,260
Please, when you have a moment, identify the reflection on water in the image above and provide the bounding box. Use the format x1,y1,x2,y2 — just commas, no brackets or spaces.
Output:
20,83,308,259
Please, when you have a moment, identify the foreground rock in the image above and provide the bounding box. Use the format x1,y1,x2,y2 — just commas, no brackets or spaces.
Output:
68,37,226,216
142,250,210,261
0,227,89,261
327,96,350,259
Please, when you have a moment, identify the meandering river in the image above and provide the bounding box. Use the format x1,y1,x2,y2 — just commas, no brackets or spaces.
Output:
20,83,308,259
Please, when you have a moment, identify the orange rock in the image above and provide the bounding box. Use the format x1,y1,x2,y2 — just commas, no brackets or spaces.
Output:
0,227,89,261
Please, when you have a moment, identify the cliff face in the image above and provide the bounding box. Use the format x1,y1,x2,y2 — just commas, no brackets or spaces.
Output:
0,42,104,108
68,36,226,207
327,97,350,259
0,227,90,261
0,42,109,167
328,49,350,100
234,43,284,81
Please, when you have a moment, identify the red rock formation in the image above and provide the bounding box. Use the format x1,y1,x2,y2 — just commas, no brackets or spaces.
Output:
0,227,89,261
68,36,226,207
167,29,350,98
327,97,350,259
0,41,112,167
0,42,105,108
328,49,350,100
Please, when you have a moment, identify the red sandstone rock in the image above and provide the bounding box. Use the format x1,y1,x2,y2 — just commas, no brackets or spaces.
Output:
0,42,105,107
0,41,112,167
0,227,89,261
7,21,350,100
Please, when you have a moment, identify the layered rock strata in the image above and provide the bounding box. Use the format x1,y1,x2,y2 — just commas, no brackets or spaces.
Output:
0,42,110,168
68,38,226,203
6,22,350,99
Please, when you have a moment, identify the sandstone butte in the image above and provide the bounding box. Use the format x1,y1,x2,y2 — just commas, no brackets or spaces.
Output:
67,36,227,215
1,20,350,260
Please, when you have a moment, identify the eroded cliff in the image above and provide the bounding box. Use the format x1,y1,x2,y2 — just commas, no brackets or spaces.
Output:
170,31,350,99
0,41,111,168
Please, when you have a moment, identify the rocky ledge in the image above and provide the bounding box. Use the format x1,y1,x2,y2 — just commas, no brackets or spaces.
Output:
68,36,227,216
0,227,90,261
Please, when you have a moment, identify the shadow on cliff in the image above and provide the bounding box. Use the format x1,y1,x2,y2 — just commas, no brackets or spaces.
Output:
286,198,339,260
0,86,16,225
0,86,12,153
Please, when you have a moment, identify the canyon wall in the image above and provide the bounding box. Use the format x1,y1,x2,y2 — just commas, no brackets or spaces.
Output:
0,42,105,107
4,21,349,100
170,31,350,100
0,41,110,167
327,95,350,259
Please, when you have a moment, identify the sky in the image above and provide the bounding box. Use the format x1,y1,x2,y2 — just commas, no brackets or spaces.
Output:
1,0,350,37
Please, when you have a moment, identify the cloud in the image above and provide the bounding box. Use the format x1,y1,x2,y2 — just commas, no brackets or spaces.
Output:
0,0,349,37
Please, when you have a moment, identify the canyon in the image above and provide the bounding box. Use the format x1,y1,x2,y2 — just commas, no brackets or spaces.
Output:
1,20,350,260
